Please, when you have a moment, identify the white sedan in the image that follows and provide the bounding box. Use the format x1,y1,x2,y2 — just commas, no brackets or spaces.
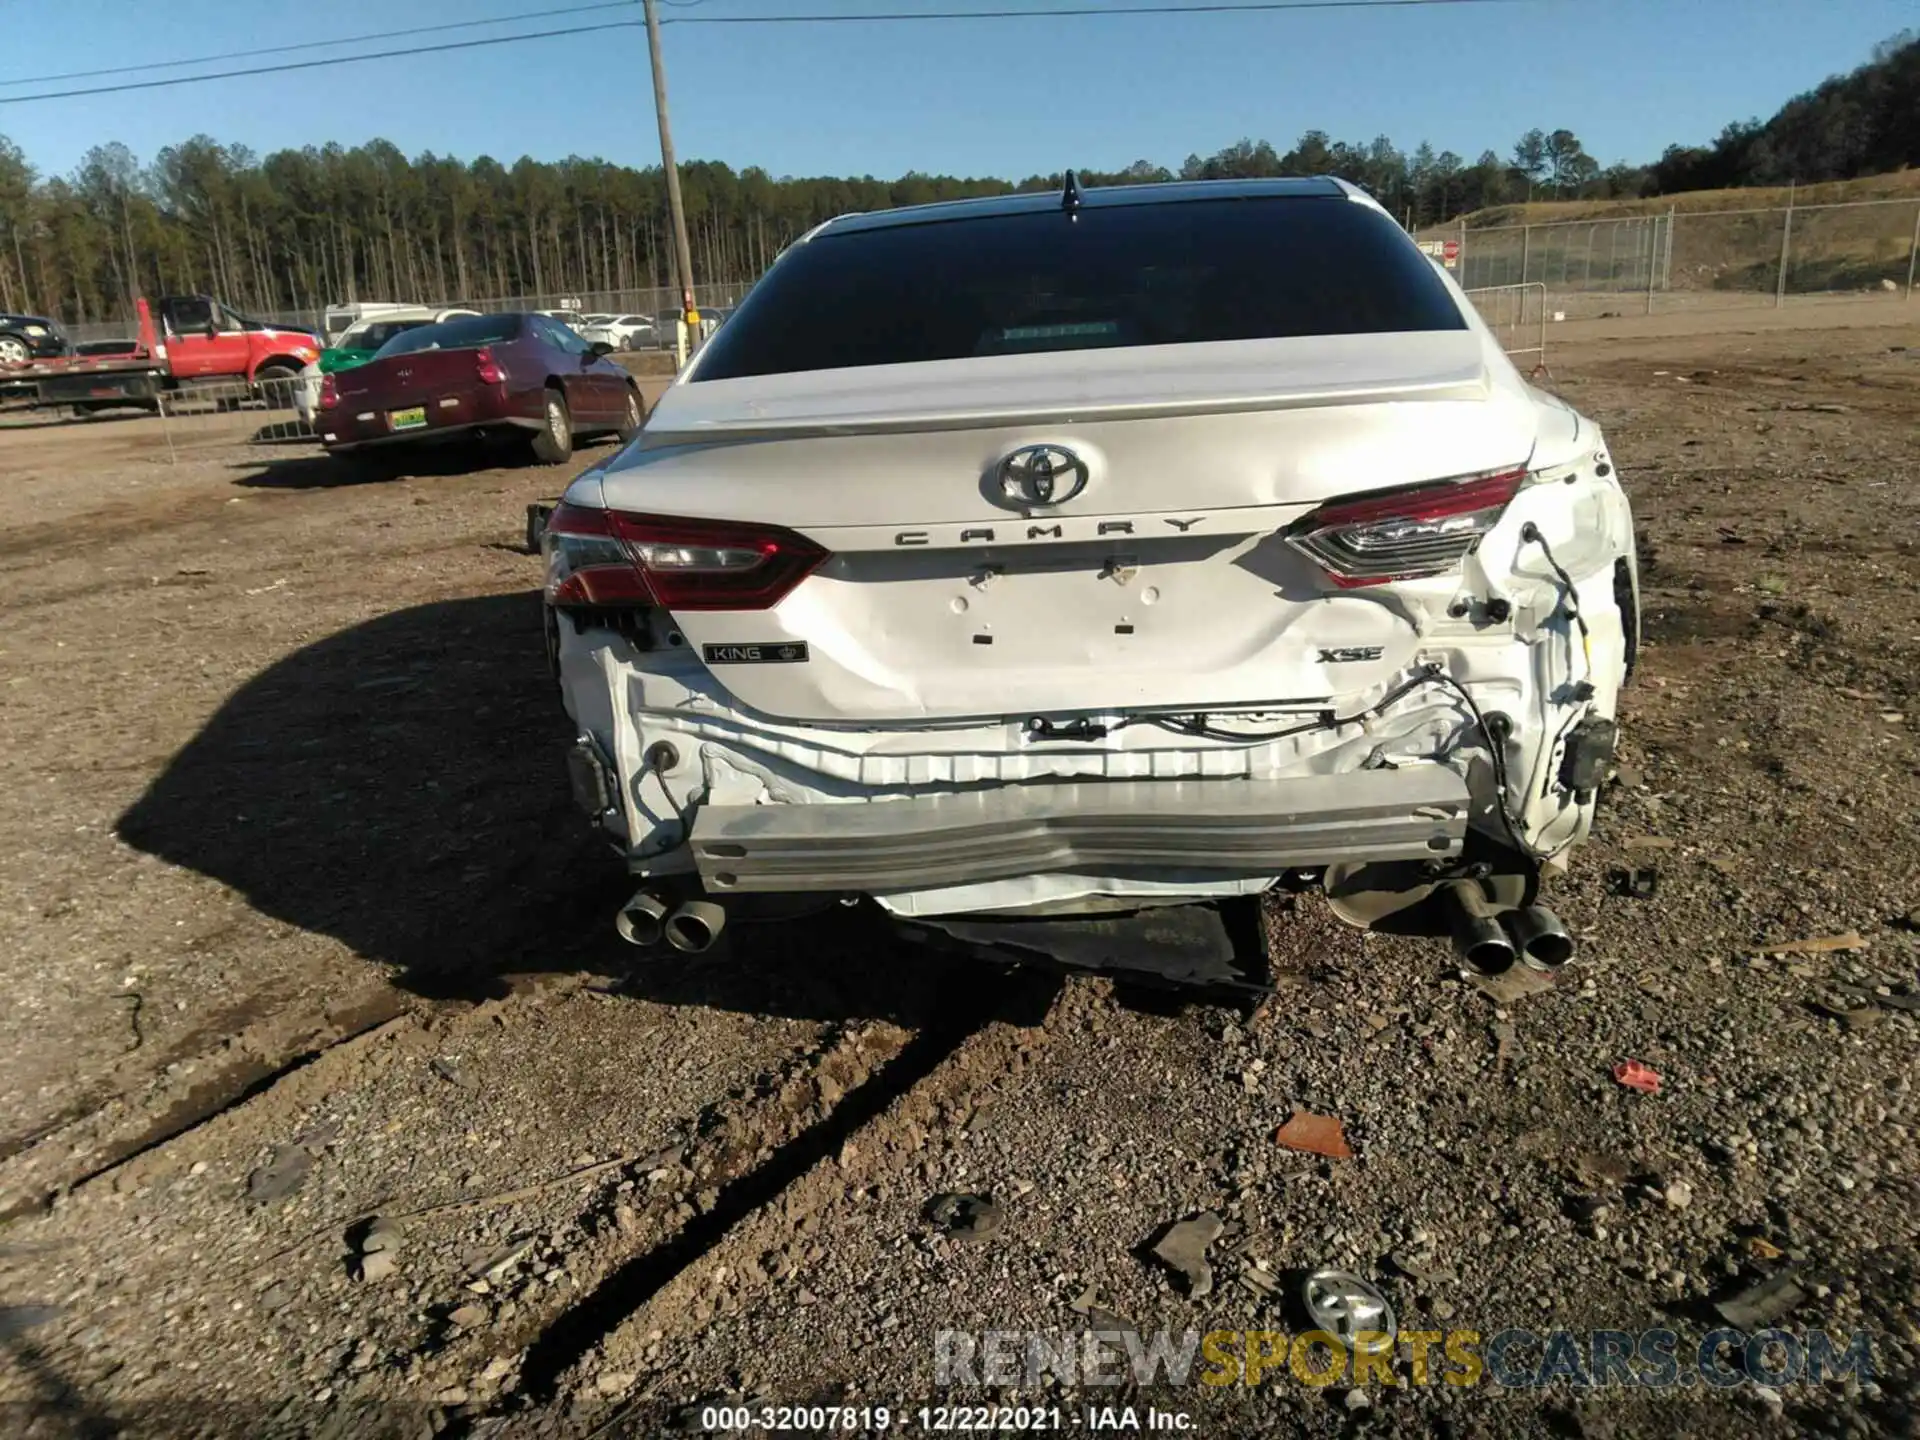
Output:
542,178,1639,973
578,314,658,351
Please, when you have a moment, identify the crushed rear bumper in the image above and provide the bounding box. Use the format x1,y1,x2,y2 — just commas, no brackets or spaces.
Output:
688,768,1469,895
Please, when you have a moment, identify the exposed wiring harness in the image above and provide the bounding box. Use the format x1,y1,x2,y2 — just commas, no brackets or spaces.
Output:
1126,668,1451,744
1520,522,1592,673
1028,664,1576,863
1415,668,1578,864
1012,532,1610,864
643,742,691,846
1024,671,1450,746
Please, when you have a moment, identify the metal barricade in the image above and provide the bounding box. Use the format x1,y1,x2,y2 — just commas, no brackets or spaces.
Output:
1463,282,1548,369
157,374,315,462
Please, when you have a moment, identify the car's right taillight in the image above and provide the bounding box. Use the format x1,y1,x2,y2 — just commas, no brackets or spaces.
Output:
475,346,506,385
1287,467,1528,587
544,504,827,611
317,374,339,410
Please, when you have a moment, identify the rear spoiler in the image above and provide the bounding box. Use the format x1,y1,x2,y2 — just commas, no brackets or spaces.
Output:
644,370,1491,444
650,331,1499,443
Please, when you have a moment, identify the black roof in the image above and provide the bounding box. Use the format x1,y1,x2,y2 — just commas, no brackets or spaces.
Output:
817,177,1359,237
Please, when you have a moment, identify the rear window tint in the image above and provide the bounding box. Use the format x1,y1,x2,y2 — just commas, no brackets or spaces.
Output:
347,320,430,350
694,197,1465,381
378,313,521,356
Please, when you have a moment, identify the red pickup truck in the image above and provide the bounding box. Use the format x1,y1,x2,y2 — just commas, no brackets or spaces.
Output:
0,295,322,411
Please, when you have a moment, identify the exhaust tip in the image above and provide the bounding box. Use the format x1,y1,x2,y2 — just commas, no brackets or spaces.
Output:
1461,927,1519,975
1521,934,1575,971
615,890,671,947
1505,905,1575,971
664,900,726,954
1441,879,1518,975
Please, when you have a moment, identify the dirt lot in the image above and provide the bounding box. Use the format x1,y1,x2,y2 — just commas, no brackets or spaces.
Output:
0,315,1916,1439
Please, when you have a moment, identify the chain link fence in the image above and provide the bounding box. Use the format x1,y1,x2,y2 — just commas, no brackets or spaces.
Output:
1421,197,1920,319
426,284,752,328
58,283,758,352
30,199,1918,457
47,196,1920,347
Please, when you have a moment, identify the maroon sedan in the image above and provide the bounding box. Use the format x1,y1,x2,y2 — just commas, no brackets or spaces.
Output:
317,312,644,464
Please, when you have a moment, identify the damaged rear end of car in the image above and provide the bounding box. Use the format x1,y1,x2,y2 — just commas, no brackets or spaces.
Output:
542,178,1638,972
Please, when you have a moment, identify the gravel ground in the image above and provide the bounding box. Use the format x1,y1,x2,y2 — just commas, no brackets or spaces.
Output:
0,319,1915,1439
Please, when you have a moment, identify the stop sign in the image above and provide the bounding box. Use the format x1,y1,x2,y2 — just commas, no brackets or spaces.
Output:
1442,239,1461,261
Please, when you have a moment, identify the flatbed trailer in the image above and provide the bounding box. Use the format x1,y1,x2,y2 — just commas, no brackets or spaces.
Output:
0,299,163,410
0,297,321,412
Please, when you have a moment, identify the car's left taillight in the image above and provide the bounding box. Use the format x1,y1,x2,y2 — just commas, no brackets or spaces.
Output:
544,504,828,611
317,374,340,411
1287,467,1527,588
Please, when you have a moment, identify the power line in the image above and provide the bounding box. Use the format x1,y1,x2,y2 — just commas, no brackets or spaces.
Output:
0,2,639,89
0,20,647,104
0,0,1541,106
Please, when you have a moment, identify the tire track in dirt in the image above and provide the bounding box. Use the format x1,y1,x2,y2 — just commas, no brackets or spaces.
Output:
0,950,984,1429
518,913,1359,1428
504,964,1065,1411
0,985,411,1220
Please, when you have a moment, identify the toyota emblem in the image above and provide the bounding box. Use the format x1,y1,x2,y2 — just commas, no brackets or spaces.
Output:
997,444,1088,508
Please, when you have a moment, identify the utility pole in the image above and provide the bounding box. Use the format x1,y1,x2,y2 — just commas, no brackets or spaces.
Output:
1776,179,1795,309
643,0,699,328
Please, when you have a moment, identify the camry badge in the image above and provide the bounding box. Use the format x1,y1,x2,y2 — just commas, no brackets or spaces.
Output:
998,444,1087,508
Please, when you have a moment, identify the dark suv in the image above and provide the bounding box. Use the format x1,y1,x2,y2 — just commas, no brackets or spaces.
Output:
0,312,71,365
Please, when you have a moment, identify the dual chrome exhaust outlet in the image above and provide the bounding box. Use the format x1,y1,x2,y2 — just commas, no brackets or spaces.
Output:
1440,880,1574,975
1501,902,1574,971
615,890,727,954
622,877,1571,972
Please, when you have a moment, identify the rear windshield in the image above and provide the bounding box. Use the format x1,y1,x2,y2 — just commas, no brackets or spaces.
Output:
346,320,430,350
694,196,1465,381
376,313,521,356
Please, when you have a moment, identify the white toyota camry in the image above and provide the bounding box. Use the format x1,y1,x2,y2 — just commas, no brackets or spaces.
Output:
543,177,1639,972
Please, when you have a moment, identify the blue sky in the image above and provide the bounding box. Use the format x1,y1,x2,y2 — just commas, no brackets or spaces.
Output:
0,0,1910,181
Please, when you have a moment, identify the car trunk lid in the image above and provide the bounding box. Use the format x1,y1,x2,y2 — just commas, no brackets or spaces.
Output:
598,333,1540,723
333,346,485,409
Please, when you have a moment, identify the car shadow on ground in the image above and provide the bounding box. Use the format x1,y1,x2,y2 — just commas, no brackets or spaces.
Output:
231,444,536,490
232,435,624,490
0,407,160,431
113,589,990,1029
